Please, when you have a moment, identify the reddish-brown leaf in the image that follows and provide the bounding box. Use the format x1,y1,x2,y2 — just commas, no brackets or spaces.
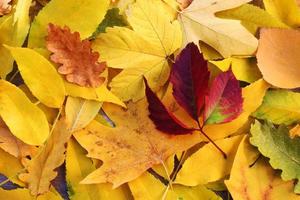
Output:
46,23,106,87
0,0,11,16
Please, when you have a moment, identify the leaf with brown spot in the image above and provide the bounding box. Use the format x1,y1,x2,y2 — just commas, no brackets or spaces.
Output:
73,99,201,187
46,23,106,88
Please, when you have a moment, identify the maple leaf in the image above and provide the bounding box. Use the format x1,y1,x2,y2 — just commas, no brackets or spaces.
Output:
226,136,300,200
19,118,72,196
46,23,106,88
204,70,243,125
73,99,201,187
0,0,11,16
170,42,210,120
250,121,300,194
178,0,258,57
144,78,194,134
256,28,300,89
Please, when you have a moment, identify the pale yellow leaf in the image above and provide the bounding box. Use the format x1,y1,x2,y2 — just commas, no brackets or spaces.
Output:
6,46,66,108
0,188,62,200
0,80,49,145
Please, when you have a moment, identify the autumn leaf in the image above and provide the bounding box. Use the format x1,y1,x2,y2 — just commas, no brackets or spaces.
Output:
73,99,201,187
0,174,21,190
204,70,243,125
179,0,258,57
19,118,72,195
170,42,210,120
144,78,194,134
46,24,106,87
0,0,11,16
93,0,182,101
226,136,300,200
250,120,300,193
256,28,300,89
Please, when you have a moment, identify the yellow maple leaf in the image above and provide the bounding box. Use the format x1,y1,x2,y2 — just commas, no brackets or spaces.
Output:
226,136,300,200
93,0,182,101
179,0,258,57
73,98,201,187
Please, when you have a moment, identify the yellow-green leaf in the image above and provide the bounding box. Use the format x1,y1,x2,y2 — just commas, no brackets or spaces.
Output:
6,46,65,108
0,80,49,145
28,0,110,48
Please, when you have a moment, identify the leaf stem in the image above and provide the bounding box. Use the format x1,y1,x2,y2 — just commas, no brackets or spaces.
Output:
196,119,227,159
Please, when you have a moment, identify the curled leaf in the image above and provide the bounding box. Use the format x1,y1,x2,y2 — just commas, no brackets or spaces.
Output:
46,23,106,87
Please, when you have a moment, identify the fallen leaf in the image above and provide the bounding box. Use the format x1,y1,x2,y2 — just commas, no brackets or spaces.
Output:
19,118,72,195
28,0,110,48
290,124,300,138
204,70,243,125
73,99,201,187
0,173,21,190
253,90,300,125
46,24,106,87
93,0,182,101
179,0,258,57
256,28,300,88
170,42,210,120
6,46,66,108
0,80,49,145
0,0,11,16
250,120,300,193
177,0,192,9
226,136,300,200
175,134,244,186
66,138,130,200
0,188,62,200
145,78,194,134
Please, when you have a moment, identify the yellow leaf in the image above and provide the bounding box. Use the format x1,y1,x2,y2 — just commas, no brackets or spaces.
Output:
65,96,102,132
128,170,221,200
0,188,62,200
175,134,244,186
210,57,262,83
0,0,31,78
225,136,300,200
0,80,49,145
19,118,72,195
256,28,300,89
203,79,269,140
179,0,258,57
263,0,300,27
93,0,182,101
65,82,125,107
6,46,66,108
28,0,110,48
66,138,130,200
73,99,201,187
290,124,300,138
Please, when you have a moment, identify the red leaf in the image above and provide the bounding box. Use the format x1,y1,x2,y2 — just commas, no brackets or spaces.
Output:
46,23,106,88
204,70,243,125
144,78,194,135
170,42,210,120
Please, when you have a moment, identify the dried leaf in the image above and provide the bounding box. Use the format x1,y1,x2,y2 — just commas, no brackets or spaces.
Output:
257,28,300,89
0,0,11,16
73,99,201,187
46,24,106,87
170,42,210,120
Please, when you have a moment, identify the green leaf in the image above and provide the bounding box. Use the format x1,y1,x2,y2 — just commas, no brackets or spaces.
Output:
250,120,300,194
0,80,49,145
6,46,66,108
252,90,300,125
28,0,109,48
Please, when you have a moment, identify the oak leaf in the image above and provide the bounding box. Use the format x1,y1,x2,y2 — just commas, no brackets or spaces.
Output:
46,23,106,88
0,0,11,16
179,0,258,57
256,28,300,89
73,99,201,187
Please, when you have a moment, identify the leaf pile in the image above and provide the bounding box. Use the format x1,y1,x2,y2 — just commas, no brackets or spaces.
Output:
0,0,300,199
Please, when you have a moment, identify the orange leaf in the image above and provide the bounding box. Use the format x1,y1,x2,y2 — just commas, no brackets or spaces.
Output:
46,23,106,88
0,0,11,16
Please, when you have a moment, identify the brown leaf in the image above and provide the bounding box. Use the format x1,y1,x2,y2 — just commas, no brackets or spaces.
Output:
0,119,36,159
257,28,300,88
19,118,72,196
46,23,106,88
73,99,201,188
177,0,193,9
0,0,11,16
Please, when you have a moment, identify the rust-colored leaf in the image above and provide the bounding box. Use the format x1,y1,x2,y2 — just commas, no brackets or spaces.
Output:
46,23,106,88
0,0,11,16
